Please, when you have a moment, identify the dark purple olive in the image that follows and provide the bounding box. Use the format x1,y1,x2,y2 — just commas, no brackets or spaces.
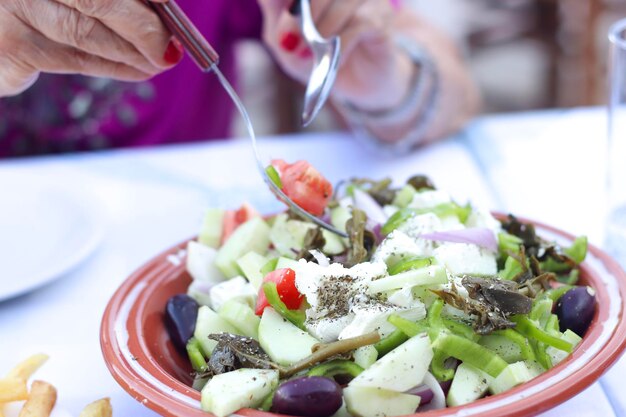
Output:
271,376,342,417
555,286,596,337
164,294,199,352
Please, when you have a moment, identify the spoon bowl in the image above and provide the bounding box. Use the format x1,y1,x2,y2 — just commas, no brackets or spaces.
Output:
299,0,341,127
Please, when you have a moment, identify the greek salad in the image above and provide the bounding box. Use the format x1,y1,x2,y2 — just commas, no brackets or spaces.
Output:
164,160,595,417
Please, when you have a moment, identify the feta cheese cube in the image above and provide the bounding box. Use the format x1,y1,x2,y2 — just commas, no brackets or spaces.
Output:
372,230,424,266
306,315,355,343
466,207,502,234
434,243,497,276
338,303,426,340
408,190,452,209
209,276,257,311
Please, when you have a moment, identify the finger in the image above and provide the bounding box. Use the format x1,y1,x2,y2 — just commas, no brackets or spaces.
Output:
314,0,362,39
336,0,392,59
12,24,153,81
52,0,172,68
10,0,161,76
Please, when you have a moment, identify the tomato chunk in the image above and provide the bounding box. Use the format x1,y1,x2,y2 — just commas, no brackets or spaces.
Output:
255,268,304,315
221,202,260,245
272,159,332,217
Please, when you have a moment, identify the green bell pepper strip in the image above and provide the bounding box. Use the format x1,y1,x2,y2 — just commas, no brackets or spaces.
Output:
557,269,580,285
530,298,553,328
546,314,560,334
500,256,524,281
259,390,275,412
431,349,455,381
387,315,429,338
388,257,435,276
260,258,279,276
511,316,573,353
491,329,536,361
307,360,364,379
186,338,208,373
374,329,409,357
565,236,588,263
544,285,574,302
498,232,523,254
265,165,283,189
432,333,509,378
382,208,416,235
382,203,472,235
441,318,478,342
262,282,306,330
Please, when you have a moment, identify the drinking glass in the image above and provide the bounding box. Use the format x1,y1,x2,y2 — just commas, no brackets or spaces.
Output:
606,18,626,266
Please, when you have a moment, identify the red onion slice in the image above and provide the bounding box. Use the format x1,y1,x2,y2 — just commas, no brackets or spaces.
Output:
417,372,446,411
406,385,434,404
353,188,388,225
420,228,498,252
309,250,330,267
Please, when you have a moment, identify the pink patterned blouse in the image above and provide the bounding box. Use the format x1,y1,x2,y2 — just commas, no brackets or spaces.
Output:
0,0,262,157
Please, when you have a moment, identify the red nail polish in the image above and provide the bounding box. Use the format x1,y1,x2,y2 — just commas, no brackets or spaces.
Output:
279,32,301,52
164,38,184,65
298,47,313,59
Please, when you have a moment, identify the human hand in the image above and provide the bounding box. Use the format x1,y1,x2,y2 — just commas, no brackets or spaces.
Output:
0,0,184,97
257,0,413,113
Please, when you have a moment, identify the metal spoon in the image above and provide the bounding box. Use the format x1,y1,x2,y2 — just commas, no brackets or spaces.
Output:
297,0,341,127
150,0,348,238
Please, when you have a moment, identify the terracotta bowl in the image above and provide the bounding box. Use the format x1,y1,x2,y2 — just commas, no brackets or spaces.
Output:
101,216,626,417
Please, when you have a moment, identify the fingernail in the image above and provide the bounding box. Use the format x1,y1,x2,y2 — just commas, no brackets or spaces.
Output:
279,32,301,52
298,47,313,59
164,38,184,65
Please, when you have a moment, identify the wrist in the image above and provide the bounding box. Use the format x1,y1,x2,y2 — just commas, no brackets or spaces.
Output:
347,46,416,114
338,35,440,154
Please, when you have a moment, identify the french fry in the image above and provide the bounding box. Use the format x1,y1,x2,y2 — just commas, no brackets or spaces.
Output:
79,398,112,417
7,355,49,381
18,380,56,417
0,378,28,403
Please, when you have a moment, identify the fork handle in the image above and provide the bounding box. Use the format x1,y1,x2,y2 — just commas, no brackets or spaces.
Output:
149,0,220,71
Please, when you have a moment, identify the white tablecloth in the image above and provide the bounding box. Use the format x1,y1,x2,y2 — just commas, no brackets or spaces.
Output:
0,107,623,416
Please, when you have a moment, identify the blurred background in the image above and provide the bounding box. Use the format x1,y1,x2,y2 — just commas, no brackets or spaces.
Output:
233,0,626,136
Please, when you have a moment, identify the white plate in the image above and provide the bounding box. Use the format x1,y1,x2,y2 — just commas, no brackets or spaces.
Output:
0,176,103,302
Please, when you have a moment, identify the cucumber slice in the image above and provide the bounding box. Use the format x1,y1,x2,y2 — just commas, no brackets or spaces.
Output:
367,265,447,294
214,217,270,278
201,369,279,417
198,209,225,248
546,329,582,366
258,308,319,365
349,333,433,392
392,184,417,208
269,214,317,259
353,345,378,369
236,251,268,290
344,386,421,417
488,361,536,395
275,257,301,270
447,363,492,407
330,206,351,233
322,229,346,255
479,334,524,363
186,241,224,284
218,299,260,340
194,306,241,355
